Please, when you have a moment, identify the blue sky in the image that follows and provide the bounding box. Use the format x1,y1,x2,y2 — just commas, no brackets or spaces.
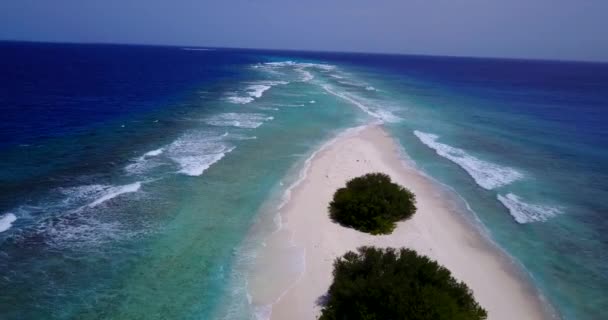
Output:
1,0,607,61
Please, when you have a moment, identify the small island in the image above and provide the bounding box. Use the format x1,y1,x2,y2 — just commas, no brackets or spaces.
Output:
249,126,549,320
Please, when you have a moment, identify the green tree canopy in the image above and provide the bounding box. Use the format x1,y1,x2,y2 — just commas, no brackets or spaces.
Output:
320,247,487,320
329,173,416,234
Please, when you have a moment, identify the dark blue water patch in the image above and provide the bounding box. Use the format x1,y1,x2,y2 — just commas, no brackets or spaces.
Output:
0,42,266,213
0,42,261,148
288,51,608,94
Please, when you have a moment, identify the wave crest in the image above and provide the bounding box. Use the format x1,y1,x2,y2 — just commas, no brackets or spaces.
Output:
413,131,523,190
226,81,288,104
0,213,17,233
497,193,562,223
167,132,235,176
144,148,164,157
86,182,142,208
322,85,401,123
125,148,165,175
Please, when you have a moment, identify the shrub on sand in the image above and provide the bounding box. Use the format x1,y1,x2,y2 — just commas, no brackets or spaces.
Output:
320,246,487,320
329,173,416,234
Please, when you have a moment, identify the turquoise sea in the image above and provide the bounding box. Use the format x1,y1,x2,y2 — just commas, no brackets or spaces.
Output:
1,42,607,319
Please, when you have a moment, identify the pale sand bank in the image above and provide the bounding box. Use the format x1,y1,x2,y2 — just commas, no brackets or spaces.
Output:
249,125,554,320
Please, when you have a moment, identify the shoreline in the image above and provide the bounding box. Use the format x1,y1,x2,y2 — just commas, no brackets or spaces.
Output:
248,124,555,320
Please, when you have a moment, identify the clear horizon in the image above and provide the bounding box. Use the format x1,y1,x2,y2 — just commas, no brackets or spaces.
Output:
1,1,607,62
5,39,608,65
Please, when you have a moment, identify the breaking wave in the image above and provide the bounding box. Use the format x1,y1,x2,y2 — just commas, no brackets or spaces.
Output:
167,132,235,176
226,81,288,104
0,213,17,233
255,61,336,82
226,96,254,104
322,85,401,123
125,148,165,175
144,148,164,157
85,182,142,208
1,180,148,248
413,131,523,190
497,193,562,224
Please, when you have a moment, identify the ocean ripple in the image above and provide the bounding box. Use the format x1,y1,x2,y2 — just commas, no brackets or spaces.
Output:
205,113,274,129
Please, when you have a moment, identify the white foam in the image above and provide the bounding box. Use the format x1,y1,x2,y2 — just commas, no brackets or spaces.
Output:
498,193,562,224
167,132,235,176
0,213,17,233
8,182,149,248
60,184,108,205
179,151,232,176
247,84,272,99
366,86,377,91
271,103,305,108
205,113,274,129
253,304,273,320
309,100,316,104
226,81,288,104
87,182,142,208
227,133,258,141
261,61,296,67
45,218,121,243
413,131,523,190
256,61,336,83
296,68,314,82
258,106,279,111
338,80,368,87
125,148,165,175
144,148,164,157
322,84,401,123
374,109,401,123
125,160,160,175
261,61,335,71
41,213,146,249
226,96,255,104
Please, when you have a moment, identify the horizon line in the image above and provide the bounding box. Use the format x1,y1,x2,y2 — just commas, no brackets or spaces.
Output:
1,39,606,65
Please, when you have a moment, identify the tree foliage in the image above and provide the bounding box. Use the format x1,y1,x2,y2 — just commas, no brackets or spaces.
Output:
320,247,488,320
329,173,416,234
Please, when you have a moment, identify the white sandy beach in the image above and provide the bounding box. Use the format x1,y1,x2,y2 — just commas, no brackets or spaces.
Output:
249,125,552,320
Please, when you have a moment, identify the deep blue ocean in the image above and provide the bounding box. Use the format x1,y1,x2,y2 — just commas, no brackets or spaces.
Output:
0,42,607,319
